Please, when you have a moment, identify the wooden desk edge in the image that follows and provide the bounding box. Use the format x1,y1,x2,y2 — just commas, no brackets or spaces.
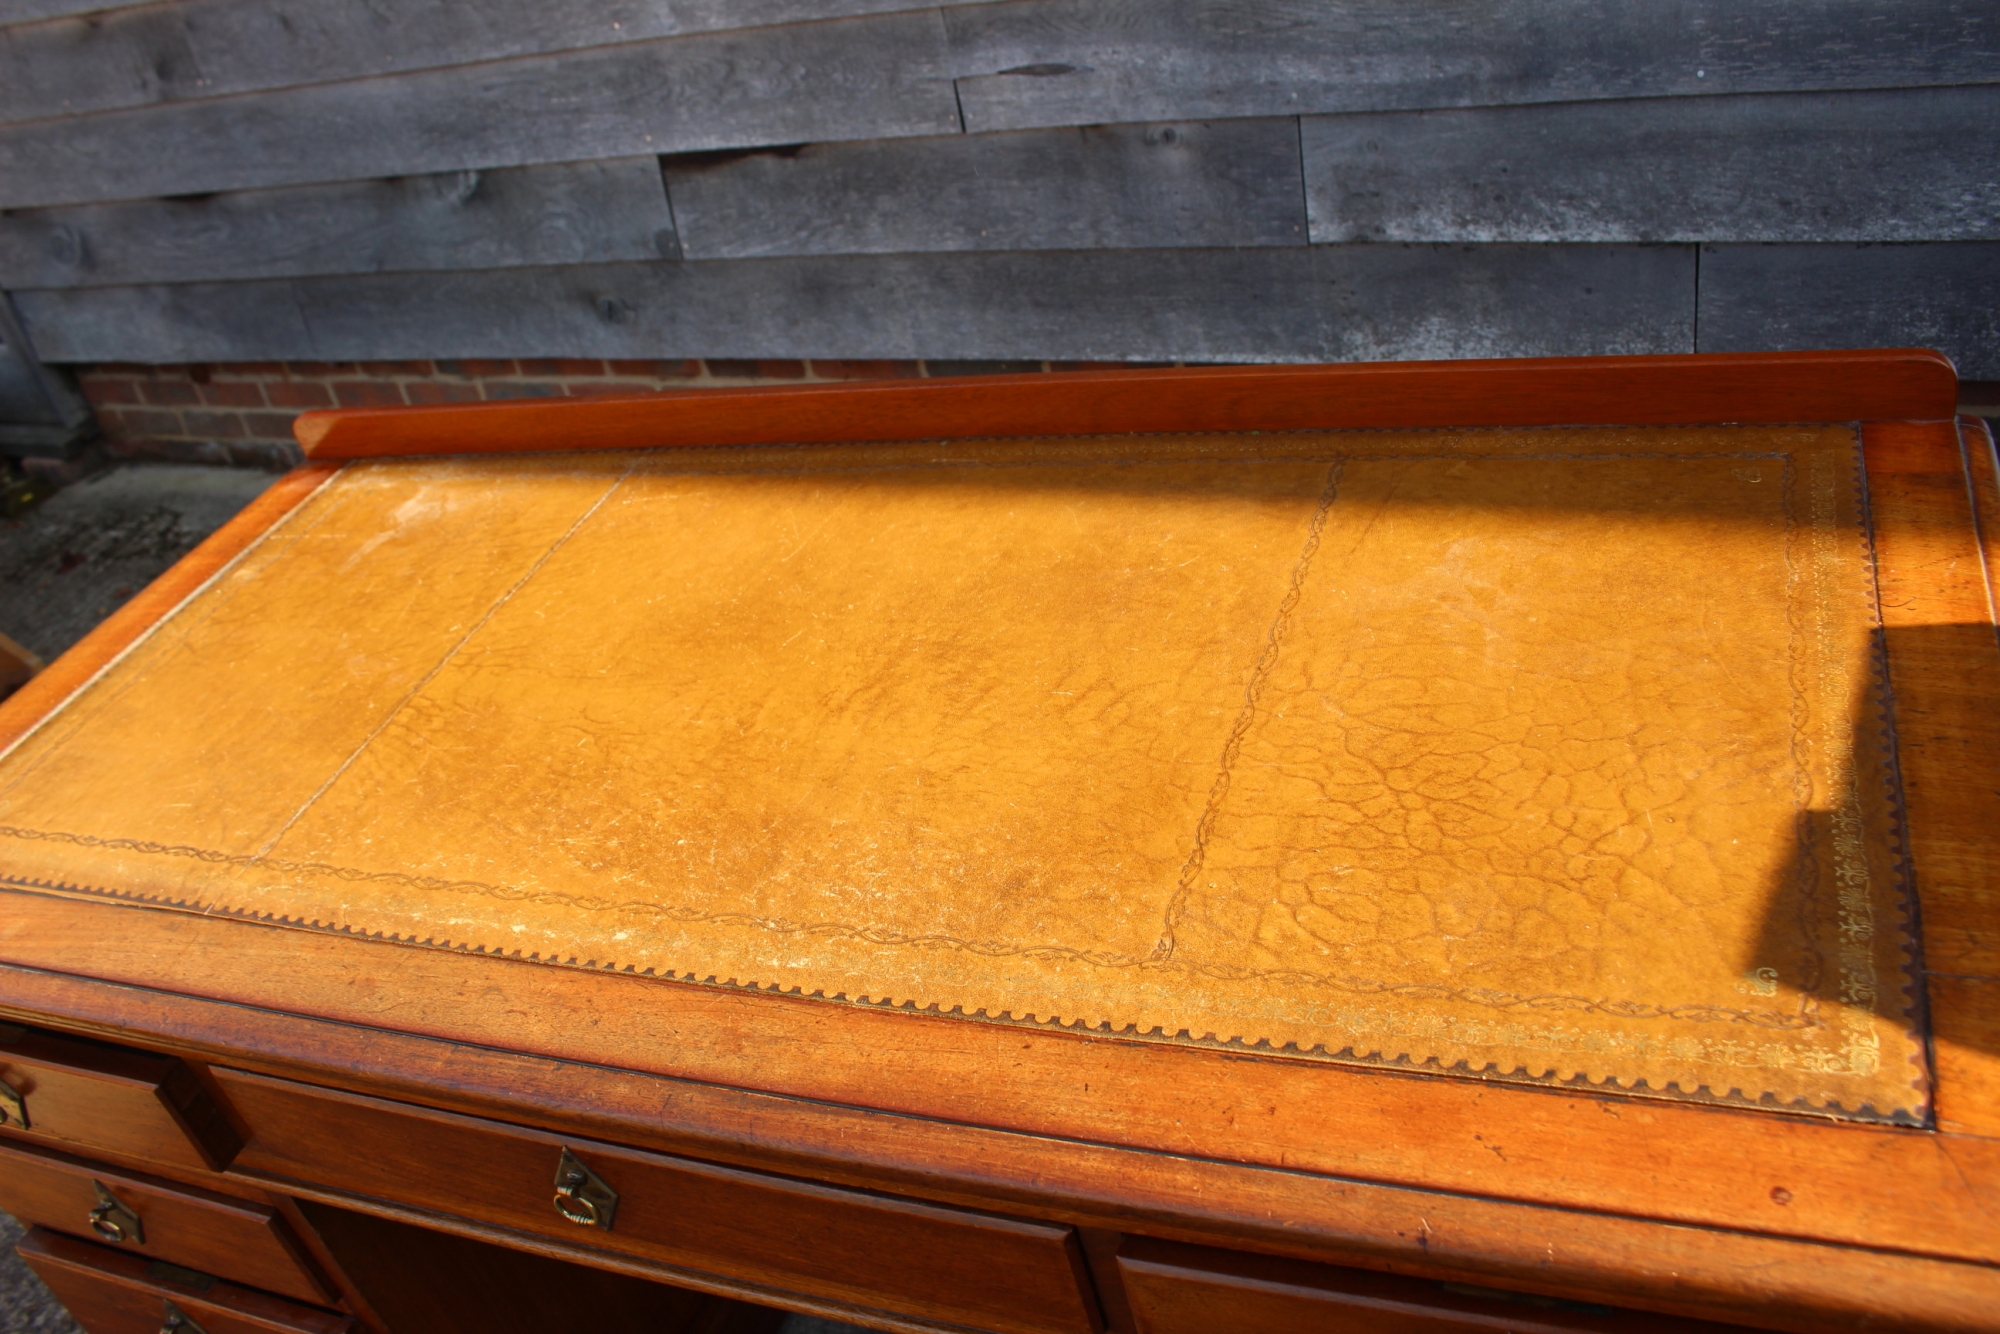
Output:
0,955,1996,1334
291,349,1961,460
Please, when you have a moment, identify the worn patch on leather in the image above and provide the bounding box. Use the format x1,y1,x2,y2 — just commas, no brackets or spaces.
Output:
0,426,1927,1120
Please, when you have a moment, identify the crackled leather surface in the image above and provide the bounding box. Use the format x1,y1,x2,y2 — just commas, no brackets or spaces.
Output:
0,428,1926,1118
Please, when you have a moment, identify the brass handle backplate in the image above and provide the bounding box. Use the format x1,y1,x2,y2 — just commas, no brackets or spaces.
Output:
552,1146,618,1230
0,1075,26,1130
89,1179,145,1245
159,1298,209,1334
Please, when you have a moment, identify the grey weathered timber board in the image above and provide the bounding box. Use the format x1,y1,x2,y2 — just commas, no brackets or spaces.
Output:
1698,242,2000,378
11,245,1693,364
0,0,149,24
665,119,1306,259
946,0,2000,133
0,0,935,125
0,9,958,210
14,274,314,365
1303,86,2000,244
0,158,676,289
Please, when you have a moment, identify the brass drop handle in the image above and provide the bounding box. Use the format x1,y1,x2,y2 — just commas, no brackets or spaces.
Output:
0,1075,26,1130
159,1299,209,1334
88,1180,145,1245
551,1146,618,1230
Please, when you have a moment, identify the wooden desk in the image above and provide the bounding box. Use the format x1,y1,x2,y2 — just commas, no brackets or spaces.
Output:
0,353,1994,1334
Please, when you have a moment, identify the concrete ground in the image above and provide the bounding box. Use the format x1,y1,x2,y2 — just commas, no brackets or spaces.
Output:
0,462,278,664
0,463,868,1332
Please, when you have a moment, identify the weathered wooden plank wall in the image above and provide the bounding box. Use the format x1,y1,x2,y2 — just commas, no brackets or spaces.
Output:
0,159,677,288
1,0,1993,374
663,121,1309,259
11,246,1694,364
941,0,2000,126
1300,88,2000,244
0,0,929,123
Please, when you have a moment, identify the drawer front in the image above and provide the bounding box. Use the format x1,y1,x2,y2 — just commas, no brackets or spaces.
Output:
0,1023,239,1171
1117,1238,1723,1334
18,1226,352,1334
0,1138,332,1304
215,1068,1099,1334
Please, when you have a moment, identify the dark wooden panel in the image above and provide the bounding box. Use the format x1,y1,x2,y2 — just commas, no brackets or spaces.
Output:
0,157,675,289
0,9,958,210
297,1202,785,1334
19,1226,353,1334
0,0,929,125
14,276,312,364
13,245,1694,364
945,0,2000,133
0,290,92,453
1303,86,2000,244
217,1069,1099,1334
0,1022,240,1172
1116,1236,1730,1333
0,1137,333,1303
666,118,1305,258
1698,242,2000,378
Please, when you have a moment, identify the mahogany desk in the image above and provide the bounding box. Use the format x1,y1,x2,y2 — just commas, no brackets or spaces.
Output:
0,353,1995,1334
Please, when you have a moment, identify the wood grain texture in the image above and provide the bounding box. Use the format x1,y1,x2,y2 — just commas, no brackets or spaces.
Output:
0,1023,238,1171
0,461,336,758
0,1137,334,1303
0,158,676,289
1868,421,2000,980
221,1071,1100,1334
1964,416,2000,649
0,891,1993,1269
944,0,2000,133
1,937,1998,1333
0,9,958,210
1932,974,2000,1141
1303,86,2000,244
1867,417,2000,1139
292,1186,1046,1334
1697,242,2000,379
10,245,1695,364
1114,1235,1731,1334
18,1226,354,1334
0,0,932,125
285,353,1958,460
664,119,1305,258
295,1203,786,1334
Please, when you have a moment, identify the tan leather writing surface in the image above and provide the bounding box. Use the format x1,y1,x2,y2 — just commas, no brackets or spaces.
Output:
0,428,1925,1118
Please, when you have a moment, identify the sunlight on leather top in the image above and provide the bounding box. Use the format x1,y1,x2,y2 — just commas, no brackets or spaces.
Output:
0,426,1925,1120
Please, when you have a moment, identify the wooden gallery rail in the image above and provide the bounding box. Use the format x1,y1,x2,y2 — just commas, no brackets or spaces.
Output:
0,351,1994,1334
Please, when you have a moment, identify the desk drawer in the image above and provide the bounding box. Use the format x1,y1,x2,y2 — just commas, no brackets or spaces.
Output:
215,1069,1098,1334
0,1138,332,1304
18,1227,352,1334
1116,1237,1726,1334
0,1023,239,1171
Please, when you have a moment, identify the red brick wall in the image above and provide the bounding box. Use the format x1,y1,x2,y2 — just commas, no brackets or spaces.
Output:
67,357,1140,474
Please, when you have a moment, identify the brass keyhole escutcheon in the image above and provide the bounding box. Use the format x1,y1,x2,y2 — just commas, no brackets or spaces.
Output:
0,1076,27,1130
89,1180,145,1245
158,1298,210,1334
552,1147,618,1230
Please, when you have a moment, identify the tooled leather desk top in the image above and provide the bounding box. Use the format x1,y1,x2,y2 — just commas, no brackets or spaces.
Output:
0,424,1924,1122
